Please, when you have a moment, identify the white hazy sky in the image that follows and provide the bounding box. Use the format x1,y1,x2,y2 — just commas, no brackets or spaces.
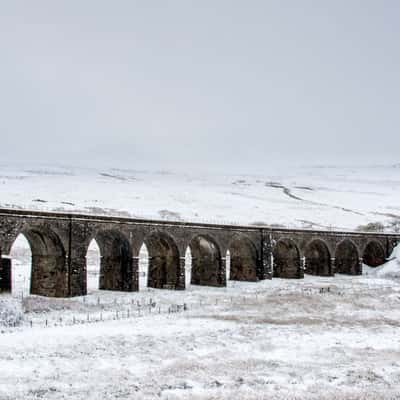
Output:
1,1,399,172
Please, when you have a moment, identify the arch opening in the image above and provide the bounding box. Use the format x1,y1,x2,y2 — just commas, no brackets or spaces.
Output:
8,234,32,296
273,239,301,279
94,230,133,291
335,240,360,275
144,232,181,290
190,235,224,287
139,243,149,291
363,241,386,267
226,249,231,281
185,246,192,289
86,239,101,292
228,236,258,281
11,227,67,297
305,240,332,276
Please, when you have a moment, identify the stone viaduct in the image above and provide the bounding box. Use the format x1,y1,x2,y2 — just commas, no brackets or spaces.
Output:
0,208,398,297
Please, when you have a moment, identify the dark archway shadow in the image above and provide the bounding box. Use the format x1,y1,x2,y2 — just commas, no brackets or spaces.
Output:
190,235,224,287
144,232,181,290
228,236,258,281
363,241,386,267
273,239,302,279
335,240,360,275
94,230,134,291
305,239,332,276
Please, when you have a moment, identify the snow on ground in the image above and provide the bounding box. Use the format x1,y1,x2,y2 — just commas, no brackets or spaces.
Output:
0,163,399,230
1,164,400,399
1,276,400,399
2,245,400,399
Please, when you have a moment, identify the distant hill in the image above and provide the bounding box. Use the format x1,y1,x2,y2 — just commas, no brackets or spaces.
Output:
0,163,399,231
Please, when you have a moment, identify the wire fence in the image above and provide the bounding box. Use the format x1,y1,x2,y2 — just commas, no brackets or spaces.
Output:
3,278,394,333
25,299,190,330
6,294,216,332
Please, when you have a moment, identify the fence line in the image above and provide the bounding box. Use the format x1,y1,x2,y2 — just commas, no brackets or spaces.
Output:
2,281,392,334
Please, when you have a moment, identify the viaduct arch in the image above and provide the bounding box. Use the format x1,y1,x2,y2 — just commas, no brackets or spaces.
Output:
304,239,332,277
0,209,398,297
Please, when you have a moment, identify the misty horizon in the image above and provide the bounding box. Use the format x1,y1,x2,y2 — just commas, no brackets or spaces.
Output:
1,1,399,172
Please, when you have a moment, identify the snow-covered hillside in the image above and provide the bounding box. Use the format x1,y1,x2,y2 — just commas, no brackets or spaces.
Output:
0,163,399,231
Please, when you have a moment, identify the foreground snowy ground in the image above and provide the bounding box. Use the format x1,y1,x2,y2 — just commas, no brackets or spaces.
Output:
1,271,400,399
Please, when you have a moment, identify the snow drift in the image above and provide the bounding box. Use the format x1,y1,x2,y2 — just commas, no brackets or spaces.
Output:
364,243,400,279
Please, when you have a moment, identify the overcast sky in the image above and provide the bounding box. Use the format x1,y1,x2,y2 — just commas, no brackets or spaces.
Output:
1,1,399,172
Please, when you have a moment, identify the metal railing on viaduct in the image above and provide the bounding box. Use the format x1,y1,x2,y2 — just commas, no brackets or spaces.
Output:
0,208,398,297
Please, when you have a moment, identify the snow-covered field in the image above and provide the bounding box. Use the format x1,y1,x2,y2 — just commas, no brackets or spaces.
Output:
2,275,400,399
1,246,400,399
1,163,400,399
0,163,399,230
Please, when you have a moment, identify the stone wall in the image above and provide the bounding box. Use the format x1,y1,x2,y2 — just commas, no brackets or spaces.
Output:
0,209,398,297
